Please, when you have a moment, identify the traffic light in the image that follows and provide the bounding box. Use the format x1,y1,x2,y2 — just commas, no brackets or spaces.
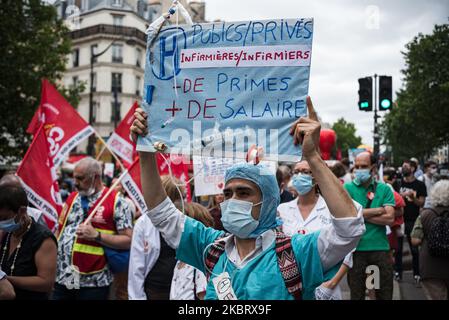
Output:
379,76,392,111
358,77,372,111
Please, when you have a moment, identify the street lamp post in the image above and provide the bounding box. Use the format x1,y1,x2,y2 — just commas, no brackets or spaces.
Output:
113,73,119,129
373,74,380,157
87,38,135,156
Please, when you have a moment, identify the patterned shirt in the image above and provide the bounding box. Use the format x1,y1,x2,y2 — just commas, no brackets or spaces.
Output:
56,189,133,288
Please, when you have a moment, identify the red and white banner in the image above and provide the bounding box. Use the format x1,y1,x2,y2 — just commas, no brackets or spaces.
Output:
27,79,95,167
120,154,192,214
119,157,148,214
157,154,191,202
17,125,62,232
106,101,138,166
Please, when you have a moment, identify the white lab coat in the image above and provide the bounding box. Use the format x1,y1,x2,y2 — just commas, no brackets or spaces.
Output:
128,214,161,300
169,261,208,300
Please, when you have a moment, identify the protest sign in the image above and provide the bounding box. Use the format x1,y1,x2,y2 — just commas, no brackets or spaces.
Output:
120,158,148,215
104,163,115,179
119,155,191,211
106,101,138,166
193,155,277,196
137,19,313,162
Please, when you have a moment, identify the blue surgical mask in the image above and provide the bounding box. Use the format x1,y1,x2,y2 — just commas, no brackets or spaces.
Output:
355,169,372,184
220,198,262,239
292,173,314,195
0,217,20,233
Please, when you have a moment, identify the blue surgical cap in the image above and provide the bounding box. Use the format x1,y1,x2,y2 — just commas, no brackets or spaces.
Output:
224,162,280,238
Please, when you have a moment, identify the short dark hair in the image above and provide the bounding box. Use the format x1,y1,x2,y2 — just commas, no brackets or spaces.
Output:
0,184,28,213
424,161,437,170
330,162,346,178
404,159,417,172
278,165,292,180
276,169,283,188
383,168,397,181
341,157,350,168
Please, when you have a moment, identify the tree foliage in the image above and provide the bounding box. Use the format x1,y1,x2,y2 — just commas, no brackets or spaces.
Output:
382,24,449,164
332,117,363,155
0,0,84,163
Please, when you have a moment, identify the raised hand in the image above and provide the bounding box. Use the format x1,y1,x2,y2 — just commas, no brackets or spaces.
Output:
289,96,321,158
130,108,149,143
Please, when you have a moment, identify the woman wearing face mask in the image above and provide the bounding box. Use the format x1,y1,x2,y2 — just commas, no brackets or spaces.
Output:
277,160,358,299
0,183,57,300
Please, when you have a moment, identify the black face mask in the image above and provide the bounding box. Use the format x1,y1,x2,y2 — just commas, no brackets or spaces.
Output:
402,168,412,176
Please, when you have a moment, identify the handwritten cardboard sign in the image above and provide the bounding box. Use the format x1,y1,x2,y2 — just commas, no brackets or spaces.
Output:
137,19,314,162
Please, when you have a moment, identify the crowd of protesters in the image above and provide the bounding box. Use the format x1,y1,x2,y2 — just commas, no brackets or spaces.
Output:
1,104,448,300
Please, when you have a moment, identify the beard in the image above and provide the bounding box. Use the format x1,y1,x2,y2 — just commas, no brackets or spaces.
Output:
78,186,95,197
402,170,412,177
77,177,96,197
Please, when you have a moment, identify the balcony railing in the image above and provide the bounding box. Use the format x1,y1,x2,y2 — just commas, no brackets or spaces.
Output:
70,24,147,42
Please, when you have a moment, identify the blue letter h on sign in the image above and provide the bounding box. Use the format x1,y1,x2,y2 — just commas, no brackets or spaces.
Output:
159,35,179,79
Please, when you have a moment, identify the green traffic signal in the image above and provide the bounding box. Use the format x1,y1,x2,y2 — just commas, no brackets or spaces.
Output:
379,76,393,111
358,77,373,111
380,98,391,109
360,101,370,109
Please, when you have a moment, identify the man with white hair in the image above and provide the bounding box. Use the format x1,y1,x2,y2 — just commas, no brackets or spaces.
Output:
52,157,133,300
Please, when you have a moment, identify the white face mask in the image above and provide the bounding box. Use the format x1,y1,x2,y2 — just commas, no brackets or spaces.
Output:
220,198,262,239
430,168,437,175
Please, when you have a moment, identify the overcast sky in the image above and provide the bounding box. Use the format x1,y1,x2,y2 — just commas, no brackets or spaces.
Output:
203,0,448,147
44,0,448,147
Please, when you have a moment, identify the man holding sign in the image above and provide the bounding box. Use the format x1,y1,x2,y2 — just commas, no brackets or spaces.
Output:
131,97,365,299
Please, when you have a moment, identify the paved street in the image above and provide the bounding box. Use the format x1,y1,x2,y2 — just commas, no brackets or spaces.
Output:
340,241,427,300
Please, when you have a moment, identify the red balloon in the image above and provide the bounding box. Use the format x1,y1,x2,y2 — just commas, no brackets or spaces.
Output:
319,129,336,160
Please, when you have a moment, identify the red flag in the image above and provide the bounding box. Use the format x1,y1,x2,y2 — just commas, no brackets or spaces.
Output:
118,154,192,215
26,79,95,167
106,101,139,166
26,106,42,135
120,155,191,214
119,157,148,214
157,154,191,202
17,125,62,232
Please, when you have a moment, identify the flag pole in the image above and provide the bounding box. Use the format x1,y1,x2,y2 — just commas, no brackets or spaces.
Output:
94,132,125,172
95,144,107,161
